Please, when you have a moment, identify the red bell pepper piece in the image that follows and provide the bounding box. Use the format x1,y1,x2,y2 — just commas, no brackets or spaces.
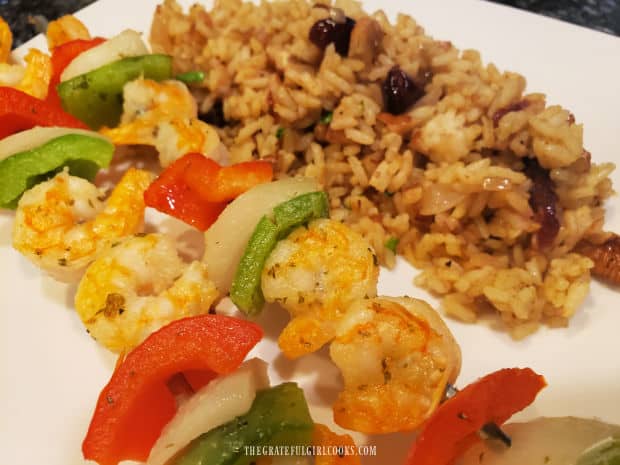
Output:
0,87,88,139
144,153,227,231
82,314,263,465
144,153,273,230
46,37,106,107
406,367,546,465
185,158,274,203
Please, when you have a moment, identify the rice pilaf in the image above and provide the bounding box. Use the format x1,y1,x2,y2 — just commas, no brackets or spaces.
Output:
150,0,615,338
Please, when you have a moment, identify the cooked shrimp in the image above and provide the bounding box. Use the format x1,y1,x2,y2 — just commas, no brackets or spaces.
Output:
261,219,379,359
329,296,461,434
0,49,52,99
0,16,12,63
13,168,153,282
120,78,198,122
74,233,219,352
100,79,222,167
576,234,620,285
46,15,91,49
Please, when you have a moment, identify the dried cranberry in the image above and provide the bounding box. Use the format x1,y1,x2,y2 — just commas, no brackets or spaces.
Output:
309,17,356,56
524,158,560,248
382,65,424,115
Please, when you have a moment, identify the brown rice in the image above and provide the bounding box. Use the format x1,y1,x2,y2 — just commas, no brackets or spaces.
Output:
149,0,615,338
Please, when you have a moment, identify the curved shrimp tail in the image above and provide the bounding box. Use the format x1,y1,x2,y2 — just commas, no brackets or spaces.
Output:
313,424,362,465
92,167,154,238
0,16,12,63
277,317,334,359
46,15,91,50
16,49,52,99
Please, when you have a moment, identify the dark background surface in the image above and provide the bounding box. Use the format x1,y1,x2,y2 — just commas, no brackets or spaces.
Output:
2,0,619,48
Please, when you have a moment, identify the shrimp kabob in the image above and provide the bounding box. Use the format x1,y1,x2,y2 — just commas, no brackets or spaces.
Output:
205,176,524,443
2,17,254,340
202,177,462,435
1,18,354,465
77,173,542,465
171,171,620,465
1,15,539,465
1,15,219,280
1,17,358,465
0,22,153,281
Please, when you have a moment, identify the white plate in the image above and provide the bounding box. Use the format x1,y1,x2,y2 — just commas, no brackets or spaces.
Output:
2,1,620,464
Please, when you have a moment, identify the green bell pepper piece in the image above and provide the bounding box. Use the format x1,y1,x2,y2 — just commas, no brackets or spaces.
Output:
0,134,114,209
230,216,279,315
577,437,620,465
57,54,172,129
272,191,330,239
230,191,329,315
175,383,314,465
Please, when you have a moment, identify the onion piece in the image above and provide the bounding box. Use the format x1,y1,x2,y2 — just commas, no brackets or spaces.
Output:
419,184,465,215
203,177,320,293
60,29,148,82
457,417,620,465
329,6,347,23
147,358,270,465
0,126,110,161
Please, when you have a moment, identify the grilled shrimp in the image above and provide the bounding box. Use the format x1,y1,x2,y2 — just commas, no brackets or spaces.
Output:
120,78,197,122
329,296,461,434
12,168,152,282
0,48,51,99
313,424,361,465
100,79,222,167
75,233,219,352
46,15,91,49
0,16,12,63
261,219,379,359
